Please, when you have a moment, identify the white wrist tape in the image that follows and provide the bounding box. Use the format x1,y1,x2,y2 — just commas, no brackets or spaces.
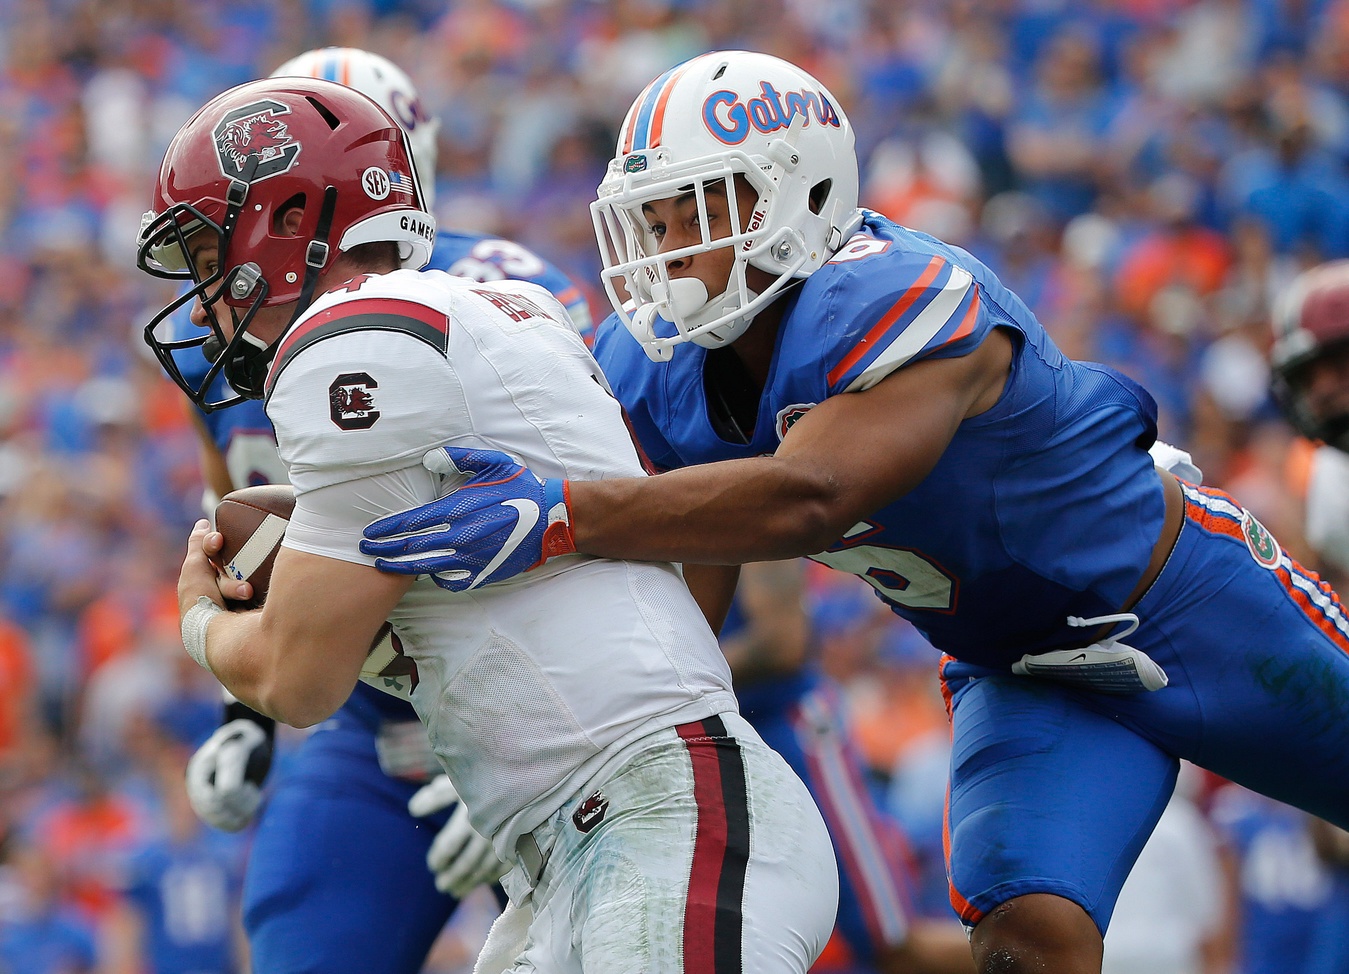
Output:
182,596,224,670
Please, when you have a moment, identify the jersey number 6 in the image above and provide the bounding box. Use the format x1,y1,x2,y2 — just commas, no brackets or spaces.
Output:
809,542,957,613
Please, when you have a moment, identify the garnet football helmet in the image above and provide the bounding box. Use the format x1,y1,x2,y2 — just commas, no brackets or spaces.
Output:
1272,260,1349,451
271,47,440,206
592,51,862,361
138,78,434,410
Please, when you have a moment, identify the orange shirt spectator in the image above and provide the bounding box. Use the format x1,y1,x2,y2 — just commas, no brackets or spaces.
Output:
0,617,34,759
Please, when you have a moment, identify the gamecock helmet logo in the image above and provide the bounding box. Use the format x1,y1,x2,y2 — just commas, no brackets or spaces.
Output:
212,100,301,181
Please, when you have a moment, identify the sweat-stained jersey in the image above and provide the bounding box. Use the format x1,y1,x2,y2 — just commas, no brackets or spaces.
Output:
594,210,1165,668
262,269,737,851
168,231,594,723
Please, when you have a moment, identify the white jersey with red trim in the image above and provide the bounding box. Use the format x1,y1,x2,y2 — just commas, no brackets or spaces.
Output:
263,268,737,851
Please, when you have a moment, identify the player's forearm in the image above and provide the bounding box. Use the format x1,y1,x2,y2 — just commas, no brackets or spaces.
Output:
201,609,282,720
204,610,344,728
569,455,846,564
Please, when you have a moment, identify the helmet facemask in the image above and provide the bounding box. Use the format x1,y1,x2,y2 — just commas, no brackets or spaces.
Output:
139,171,345,411
137,176,277,412
593,145,819,363
1270,260,1349,452
1272,340,1349,452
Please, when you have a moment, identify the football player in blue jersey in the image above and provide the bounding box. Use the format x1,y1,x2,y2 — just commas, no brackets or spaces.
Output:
360,51,1349,974
162,47,591,974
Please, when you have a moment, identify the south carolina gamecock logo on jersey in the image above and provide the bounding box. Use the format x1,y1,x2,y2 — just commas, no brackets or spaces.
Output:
1241,509,1281,569
571,790,609,834
213,100,301,181
329,372,380,431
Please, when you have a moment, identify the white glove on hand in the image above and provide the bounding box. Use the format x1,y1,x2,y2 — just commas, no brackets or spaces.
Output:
408,774,510,899
185,719,270,832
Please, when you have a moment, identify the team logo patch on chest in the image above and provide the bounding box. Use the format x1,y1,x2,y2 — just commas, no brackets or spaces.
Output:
775,402,816,441
571,790,609,834
213,100,300,181
1241,509,1281,569
329,372,380,430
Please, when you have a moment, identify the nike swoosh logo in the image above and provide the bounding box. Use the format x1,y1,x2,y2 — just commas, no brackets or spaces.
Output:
1068,654,1088,663
467,499,540,591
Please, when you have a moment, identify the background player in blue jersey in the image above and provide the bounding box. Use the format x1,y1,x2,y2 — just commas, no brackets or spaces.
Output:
723,561,973,974
361,51,1349,974
160,47,592,974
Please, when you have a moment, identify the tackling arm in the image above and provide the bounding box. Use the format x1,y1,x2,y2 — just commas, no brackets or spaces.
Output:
571,329,1013,563
361,330,1013,584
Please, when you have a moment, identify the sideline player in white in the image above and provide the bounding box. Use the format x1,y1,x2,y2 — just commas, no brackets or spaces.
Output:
1272,259,1349,581
137,76,838,974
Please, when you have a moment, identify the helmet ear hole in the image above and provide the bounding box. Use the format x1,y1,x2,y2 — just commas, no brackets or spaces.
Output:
271,194,306,237
808,179,832,215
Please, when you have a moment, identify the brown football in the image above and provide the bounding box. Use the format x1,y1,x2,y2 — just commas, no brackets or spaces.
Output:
211,484,296,608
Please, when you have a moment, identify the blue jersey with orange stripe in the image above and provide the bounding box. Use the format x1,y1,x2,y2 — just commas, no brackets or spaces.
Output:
594,210,1163,668
169,231,591,724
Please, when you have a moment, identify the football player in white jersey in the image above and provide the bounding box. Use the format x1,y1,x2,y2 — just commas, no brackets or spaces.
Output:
167,48,594,974
138,76,838,974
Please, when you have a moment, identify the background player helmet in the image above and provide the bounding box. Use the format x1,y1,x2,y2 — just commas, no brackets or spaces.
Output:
592,50,863,361
271,47,440,207
1272,260,1349,451
137,77,435,408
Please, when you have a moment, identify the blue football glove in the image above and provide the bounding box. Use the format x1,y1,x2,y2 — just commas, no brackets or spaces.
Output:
360,447,575,592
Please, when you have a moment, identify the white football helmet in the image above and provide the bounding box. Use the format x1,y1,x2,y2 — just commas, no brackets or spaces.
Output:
592,51,862,361
272,47,440,206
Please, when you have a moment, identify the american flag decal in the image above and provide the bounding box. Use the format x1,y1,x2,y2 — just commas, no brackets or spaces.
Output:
388,171,415,195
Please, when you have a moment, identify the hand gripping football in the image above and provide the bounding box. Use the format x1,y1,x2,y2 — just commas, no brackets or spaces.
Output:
210,485,418,698
211,485,296,607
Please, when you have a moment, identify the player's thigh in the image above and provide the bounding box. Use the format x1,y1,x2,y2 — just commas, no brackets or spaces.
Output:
1115,485,1349,827
524,716,837,974
943,661,1177,936
244,729,454,974
1152,572,1349,825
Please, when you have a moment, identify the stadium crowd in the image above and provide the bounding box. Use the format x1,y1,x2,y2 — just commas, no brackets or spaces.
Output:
0,0,1347,971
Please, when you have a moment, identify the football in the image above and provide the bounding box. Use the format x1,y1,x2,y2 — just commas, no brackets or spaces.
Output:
210,484,418,698
211,484,296,608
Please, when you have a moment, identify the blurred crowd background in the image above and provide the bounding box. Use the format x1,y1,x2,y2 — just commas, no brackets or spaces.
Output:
0,0,1347,971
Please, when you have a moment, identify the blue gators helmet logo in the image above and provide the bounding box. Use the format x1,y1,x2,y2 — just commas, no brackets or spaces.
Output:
703,81,841,146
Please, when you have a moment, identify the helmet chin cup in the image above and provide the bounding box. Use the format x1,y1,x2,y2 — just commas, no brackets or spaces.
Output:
651,278,710,320
630,279,714,362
